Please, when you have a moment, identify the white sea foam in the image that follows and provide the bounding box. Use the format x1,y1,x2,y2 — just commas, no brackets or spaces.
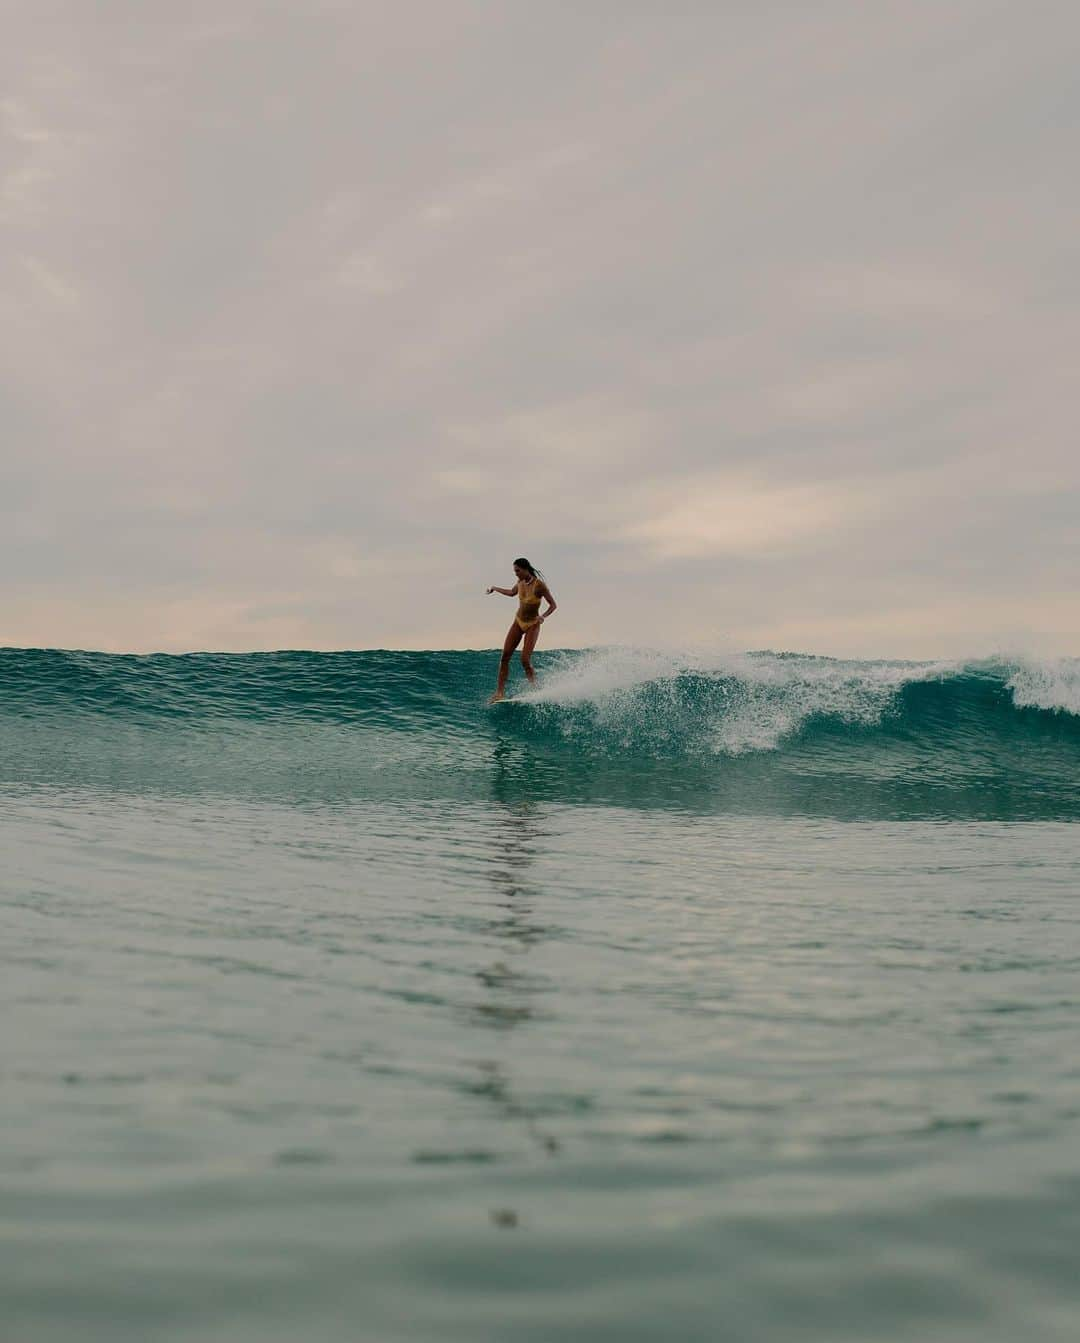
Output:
525,647,955,755
1007,657,1080,716
709,654,955,754
526,645,703,705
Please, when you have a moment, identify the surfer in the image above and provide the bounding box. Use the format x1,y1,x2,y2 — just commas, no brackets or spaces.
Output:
486,558,557,702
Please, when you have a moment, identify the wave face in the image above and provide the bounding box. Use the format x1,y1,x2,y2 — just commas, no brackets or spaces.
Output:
2,646,1080,819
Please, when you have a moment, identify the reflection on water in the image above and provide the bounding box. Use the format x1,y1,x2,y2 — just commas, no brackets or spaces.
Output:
5,774,1080,1342
458,749,564,1220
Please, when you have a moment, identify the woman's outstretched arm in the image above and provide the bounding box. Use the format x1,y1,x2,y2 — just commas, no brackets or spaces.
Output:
486,584,519,596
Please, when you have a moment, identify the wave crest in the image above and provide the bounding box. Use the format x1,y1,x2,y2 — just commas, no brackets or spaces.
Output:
1007,657,1080,717
3,646,1080,817
522,648,957,755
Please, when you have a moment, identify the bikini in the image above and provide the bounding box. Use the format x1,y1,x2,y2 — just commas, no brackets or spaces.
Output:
515,578,543,631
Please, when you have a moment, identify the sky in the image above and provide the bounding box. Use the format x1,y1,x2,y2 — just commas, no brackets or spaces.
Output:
3,0,1078,656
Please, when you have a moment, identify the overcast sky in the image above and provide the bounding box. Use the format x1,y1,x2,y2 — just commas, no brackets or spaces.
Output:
3,0,1078,656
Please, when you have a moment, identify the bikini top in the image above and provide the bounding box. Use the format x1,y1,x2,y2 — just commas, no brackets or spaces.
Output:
517,578,542,615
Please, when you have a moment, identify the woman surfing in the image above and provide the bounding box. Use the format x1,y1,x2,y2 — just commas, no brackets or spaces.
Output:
486,558,557,702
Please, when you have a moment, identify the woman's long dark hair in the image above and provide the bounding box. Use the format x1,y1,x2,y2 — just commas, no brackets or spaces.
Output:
513,556,544,581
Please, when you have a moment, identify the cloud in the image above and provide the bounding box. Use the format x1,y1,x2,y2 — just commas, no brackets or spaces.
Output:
625,477,867,560
1,0,1078,655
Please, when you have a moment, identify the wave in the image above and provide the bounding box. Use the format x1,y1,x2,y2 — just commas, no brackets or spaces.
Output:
1006,656,1080,716
520,647,960,754
2,646,1080,818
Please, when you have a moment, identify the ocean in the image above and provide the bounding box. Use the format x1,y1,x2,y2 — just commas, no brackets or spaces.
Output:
3,645,1080,1341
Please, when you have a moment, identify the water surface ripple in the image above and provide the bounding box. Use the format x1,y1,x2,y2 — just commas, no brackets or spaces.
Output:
3,648,1080,1340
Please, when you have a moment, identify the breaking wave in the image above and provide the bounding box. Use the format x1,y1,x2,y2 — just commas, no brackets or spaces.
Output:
2,646,1079,818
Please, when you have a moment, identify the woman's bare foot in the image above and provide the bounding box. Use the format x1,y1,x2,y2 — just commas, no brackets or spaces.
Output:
488,691,505,704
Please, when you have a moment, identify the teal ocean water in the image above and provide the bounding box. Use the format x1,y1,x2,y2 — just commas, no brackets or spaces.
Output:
4,646,1080,1341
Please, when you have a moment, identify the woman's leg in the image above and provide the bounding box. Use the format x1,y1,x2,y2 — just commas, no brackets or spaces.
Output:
491,622,524,701
520,621,542,684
